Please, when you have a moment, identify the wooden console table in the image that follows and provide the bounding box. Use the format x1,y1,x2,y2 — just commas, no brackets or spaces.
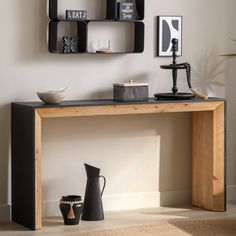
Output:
11,98,226,230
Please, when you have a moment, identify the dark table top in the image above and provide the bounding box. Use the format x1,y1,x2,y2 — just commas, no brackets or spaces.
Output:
11,97,225,109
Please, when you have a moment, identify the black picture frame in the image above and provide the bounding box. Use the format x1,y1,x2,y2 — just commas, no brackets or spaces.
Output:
157,16,182,57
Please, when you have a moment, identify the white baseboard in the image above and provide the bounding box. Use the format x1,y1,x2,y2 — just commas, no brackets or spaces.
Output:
103,191,161,211
1,186,234,221
0,204,10,221
42,189,191,217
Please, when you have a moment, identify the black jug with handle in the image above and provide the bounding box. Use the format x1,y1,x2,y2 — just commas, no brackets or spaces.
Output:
81,163,106,221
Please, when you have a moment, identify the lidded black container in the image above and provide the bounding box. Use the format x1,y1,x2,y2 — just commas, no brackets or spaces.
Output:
59,195,83,225
113,80,149,101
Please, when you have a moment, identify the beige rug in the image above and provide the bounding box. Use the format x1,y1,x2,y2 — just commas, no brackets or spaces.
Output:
73,217,236,236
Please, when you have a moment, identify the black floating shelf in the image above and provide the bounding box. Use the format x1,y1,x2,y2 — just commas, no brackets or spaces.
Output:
49,0,144,21
48,0,145,54
49,0,116,21
135,0,145,20
49,20,87,53
49,21,144,54
134,22,144,53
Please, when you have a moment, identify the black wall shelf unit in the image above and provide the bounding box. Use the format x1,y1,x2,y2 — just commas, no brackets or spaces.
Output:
48,0,145,54
49,21,87,53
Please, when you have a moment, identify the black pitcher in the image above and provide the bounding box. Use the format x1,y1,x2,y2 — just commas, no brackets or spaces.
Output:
81,163,106,221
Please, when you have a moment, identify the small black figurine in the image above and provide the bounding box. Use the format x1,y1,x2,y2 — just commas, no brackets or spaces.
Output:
155,38,207,100
59,195,83,225
63,36,79,53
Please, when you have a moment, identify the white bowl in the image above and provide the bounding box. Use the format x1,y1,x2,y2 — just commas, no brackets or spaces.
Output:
37,89,66,104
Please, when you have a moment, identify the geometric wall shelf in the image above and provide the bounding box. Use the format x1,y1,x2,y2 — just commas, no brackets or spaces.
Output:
48,0,145,54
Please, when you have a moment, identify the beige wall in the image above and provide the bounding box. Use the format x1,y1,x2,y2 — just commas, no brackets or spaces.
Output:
225,0,236,192
0,0,234,219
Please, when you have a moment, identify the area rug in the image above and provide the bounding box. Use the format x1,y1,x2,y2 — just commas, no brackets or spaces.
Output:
73,217,236,236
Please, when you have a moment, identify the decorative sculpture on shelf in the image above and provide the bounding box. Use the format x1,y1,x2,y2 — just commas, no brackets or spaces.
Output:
63,36,79,53
155,38,208,100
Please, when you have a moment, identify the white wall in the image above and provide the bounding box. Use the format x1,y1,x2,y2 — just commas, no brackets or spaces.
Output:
0,0,234,220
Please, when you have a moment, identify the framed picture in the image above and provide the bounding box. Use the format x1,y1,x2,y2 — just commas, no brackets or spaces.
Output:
157,16,182,57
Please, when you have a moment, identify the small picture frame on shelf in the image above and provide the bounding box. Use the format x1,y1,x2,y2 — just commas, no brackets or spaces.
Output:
157,16,182,57
117,2,135,21
63,36,79,53
66,10,87,20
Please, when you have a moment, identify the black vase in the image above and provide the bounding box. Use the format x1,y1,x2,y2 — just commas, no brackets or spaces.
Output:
59,195,83,225
81,163,106,221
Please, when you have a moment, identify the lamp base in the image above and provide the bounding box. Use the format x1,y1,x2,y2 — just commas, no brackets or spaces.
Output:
154,93,196,100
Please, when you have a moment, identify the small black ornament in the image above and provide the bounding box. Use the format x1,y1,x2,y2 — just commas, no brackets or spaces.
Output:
59,195,83,225
63,36,79,53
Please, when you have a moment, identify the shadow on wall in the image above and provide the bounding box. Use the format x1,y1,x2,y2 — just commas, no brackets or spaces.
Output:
225,59,236,186
15,0,124,63
40,112,192,216
0,105,11,205
178,50,225,96
159,112,192,206
192,50,225,95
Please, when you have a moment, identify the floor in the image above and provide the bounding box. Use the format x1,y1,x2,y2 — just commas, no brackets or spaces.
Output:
1,203,236,236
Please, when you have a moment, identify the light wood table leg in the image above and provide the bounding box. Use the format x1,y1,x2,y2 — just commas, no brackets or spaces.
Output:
35,111,42,229
192,103,225,211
